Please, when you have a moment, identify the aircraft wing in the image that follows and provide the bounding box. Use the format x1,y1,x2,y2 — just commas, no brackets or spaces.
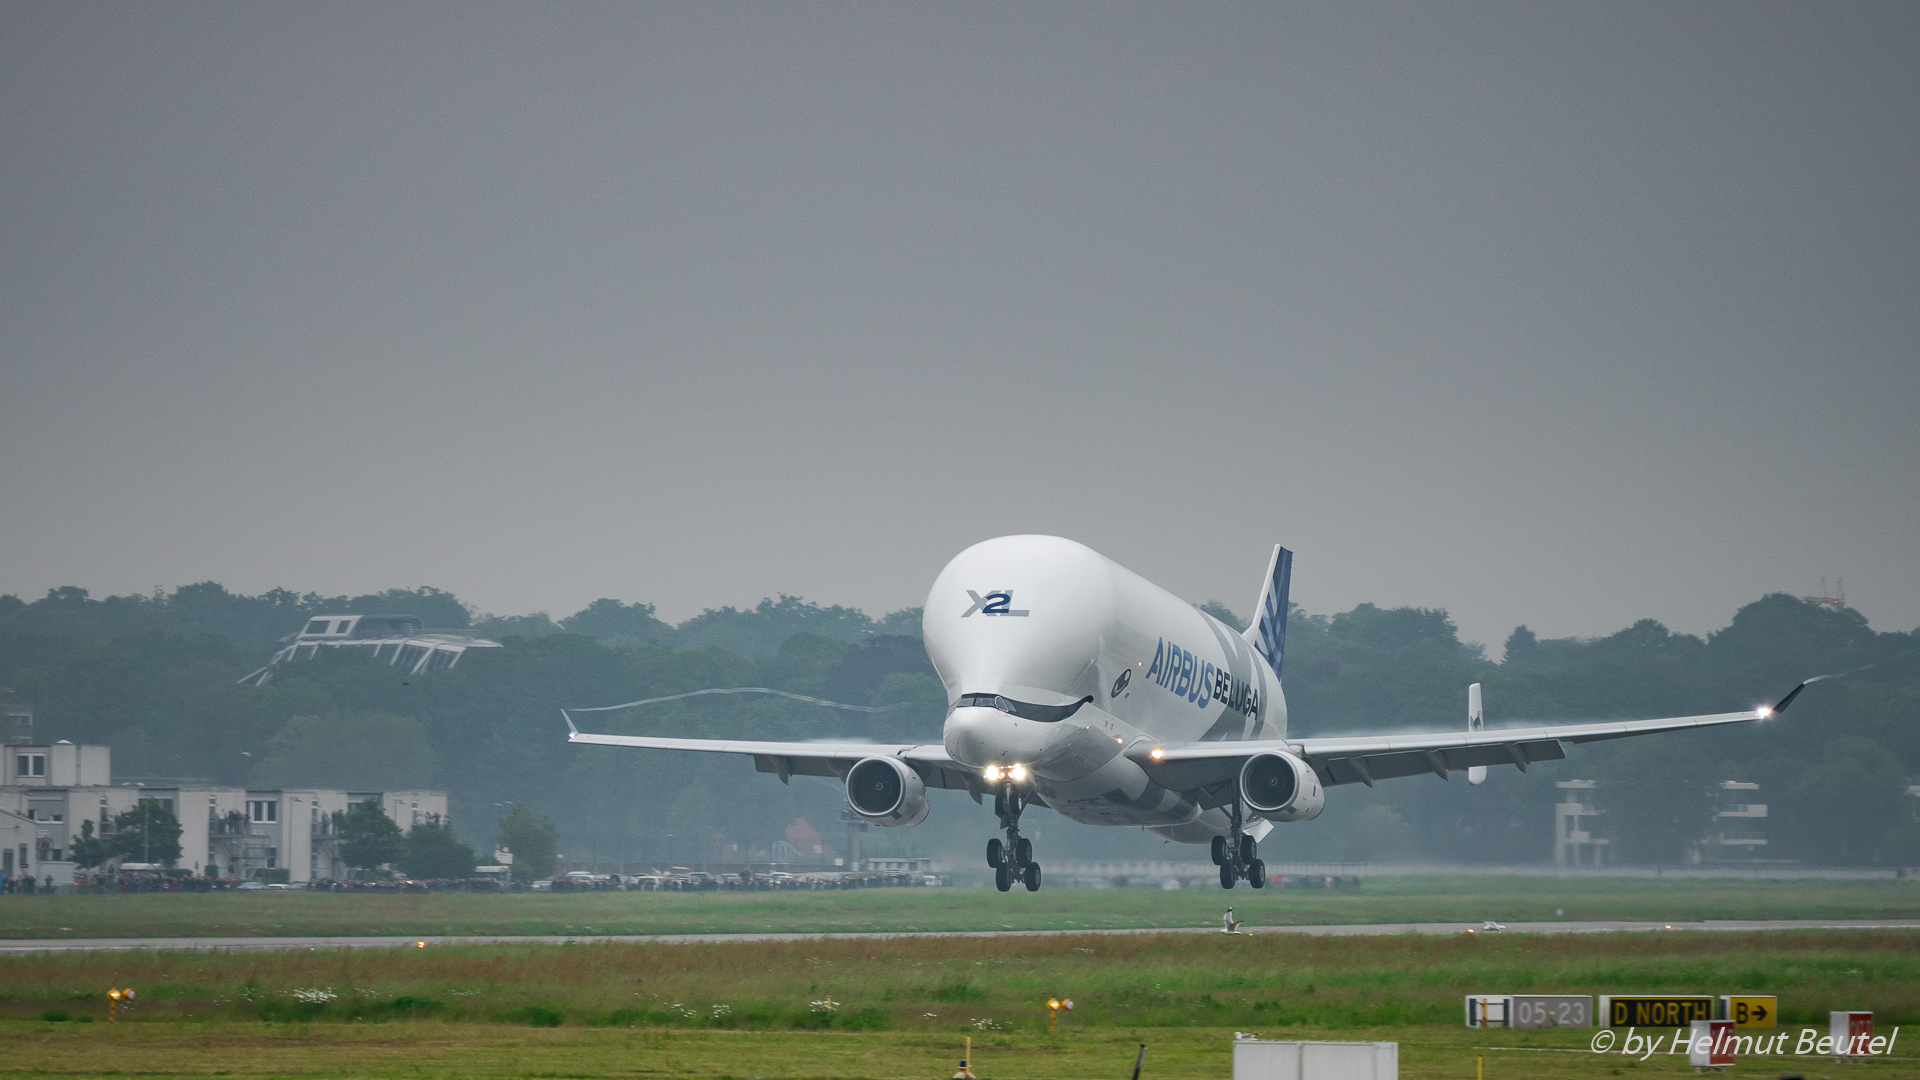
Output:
1132,692,1797,800
564,719,981,792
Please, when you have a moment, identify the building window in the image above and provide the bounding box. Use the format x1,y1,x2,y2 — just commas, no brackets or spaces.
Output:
17,754,45,777
249,800,278,823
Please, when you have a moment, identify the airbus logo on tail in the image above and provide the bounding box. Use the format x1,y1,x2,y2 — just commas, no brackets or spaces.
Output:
963,590,1029,617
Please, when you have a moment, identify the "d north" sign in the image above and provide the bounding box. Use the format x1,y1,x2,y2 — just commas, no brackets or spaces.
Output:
1600,996,1714,1028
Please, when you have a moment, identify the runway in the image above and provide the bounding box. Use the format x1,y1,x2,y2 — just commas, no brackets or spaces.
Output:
2,919,1916,953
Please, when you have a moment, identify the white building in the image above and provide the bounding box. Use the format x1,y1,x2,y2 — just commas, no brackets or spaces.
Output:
1553,779,1608,867
0,743,450,883
1705,780,1767,860
5,741,110,787
1,806,37,882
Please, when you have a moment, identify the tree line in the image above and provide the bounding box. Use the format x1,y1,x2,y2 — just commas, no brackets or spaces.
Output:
1,580,1914,868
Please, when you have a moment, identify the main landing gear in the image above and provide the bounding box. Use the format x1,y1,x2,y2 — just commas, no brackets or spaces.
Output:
1211,801,1266,890
985,783,1042,892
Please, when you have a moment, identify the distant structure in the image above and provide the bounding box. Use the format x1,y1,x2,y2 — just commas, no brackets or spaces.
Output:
239,614,500,685
1553,780,1607,867
1800,578,1846,609
1706,780,1767,860
1553,778,1771,867
1,741,450,884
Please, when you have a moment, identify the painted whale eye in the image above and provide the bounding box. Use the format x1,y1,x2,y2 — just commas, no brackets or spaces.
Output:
1110,669,1131,698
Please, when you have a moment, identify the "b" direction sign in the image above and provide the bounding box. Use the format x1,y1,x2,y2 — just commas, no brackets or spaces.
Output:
1720,995,1777,1028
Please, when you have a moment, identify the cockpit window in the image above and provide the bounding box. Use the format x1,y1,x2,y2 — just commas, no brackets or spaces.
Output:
954,693,1093,723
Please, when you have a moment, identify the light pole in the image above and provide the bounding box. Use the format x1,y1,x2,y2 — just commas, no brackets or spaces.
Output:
493,802,517,886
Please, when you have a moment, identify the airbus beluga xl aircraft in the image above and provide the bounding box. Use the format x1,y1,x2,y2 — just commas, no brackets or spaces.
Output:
566,535,1810,892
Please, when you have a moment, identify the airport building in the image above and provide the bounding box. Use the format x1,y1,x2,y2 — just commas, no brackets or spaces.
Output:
1552,780,1607,866
1706,780,1768,857
1,805,36,883
1553,777,1770,866
0,741,448,884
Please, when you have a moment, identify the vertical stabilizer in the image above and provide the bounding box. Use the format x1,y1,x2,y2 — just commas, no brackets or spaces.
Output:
1467,683,1487,785
1243,545,1293,680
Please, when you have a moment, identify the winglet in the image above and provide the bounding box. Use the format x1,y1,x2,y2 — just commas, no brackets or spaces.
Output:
1244,545,1293,680
562,709,579,736
1767,682,1808,716
1767,646,1920,716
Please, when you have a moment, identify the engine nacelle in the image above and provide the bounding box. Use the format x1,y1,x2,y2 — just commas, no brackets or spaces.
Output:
1239,751,1324,822
845,756,931,827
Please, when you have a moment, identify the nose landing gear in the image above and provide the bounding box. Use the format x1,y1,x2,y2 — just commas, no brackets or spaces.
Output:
984,783,1042,892
1210,801,1267,890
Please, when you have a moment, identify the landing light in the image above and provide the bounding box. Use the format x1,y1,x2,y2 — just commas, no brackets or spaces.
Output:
982,765,1003,782
1149,748,1164,761
1007,763,1028,783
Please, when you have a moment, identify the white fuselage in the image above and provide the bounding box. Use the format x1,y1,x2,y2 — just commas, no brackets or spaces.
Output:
923,535,1283,843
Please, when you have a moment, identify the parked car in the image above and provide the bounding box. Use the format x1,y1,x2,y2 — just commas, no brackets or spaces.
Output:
236,881,267,891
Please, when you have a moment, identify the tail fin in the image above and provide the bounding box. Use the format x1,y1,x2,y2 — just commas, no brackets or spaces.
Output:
1467,683,1487,785
1242,545,1293,680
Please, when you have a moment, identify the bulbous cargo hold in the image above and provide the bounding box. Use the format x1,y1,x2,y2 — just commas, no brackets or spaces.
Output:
845,756,930,827
923,534,1287,759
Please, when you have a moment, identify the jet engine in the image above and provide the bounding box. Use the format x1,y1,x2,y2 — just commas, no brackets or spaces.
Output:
1238,751,1324,822
845,756,931,827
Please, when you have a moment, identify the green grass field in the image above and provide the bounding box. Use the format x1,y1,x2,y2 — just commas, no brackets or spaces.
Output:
4,881,1916,1078
2,876,1916,939
4,929,1917,1027
2,930,1918,1077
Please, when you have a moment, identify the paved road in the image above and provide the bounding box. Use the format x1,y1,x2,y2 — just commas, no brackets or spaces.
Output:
2,919,1916,953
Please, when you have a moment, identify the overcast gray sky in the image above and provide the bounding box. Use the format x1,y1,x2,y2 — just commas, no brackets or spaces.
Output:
3,2,1915,652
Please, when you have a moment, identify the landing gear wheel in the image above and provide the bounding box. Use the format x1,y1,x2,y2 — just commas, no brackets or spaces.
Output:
1248,859,1267,888
990,779,1038,895
1239,834,1257,864
1211,835,1227,865
1220,862,1236,889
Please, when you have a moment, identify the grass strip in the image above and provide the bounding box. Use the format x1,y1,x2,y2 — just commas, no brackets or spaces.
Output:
1,876,1915,940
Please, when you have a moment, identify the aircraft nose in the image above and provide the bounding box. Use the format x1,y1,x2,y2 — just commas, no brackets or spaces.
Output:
944,706,1052,769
